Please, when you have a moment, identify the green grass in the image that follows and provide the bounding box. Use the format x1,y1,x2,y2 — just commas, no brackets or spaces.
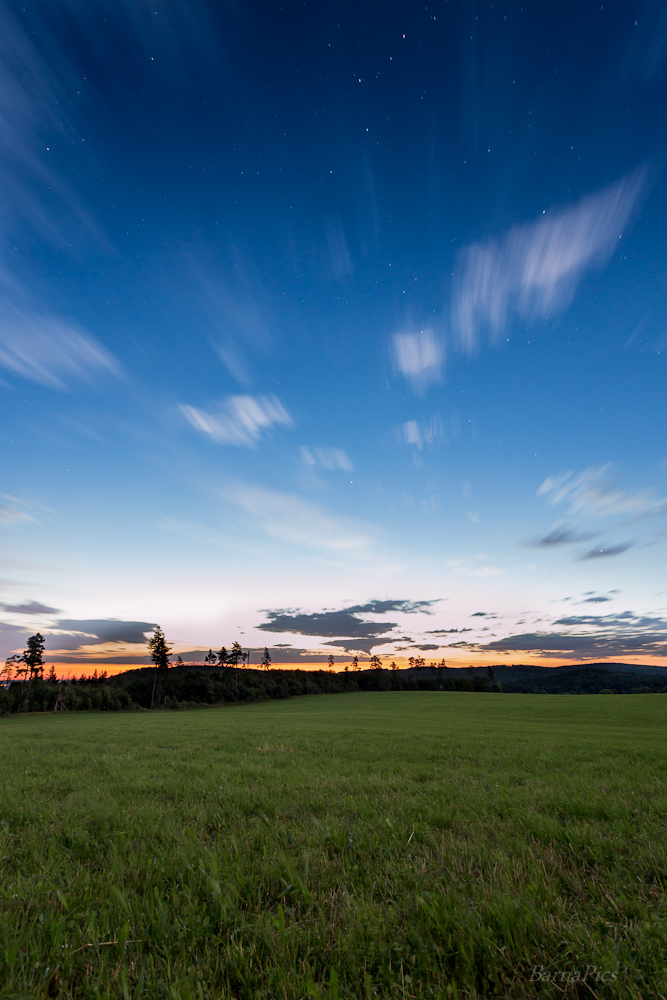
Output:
1,692,666,999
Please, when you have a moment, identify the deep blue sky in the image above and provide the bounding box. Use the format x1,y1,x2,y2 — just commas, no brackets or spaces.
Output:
2,0,667,669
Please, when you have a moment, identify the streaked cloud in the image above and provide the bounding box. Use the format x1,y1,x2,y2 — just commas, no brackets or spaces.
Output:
446,556,503,578
300,446,353,471
325,217,353,281
398,416,444,450
452,171,645,353
0,494,58,526
526,522,599,547
579,542,635,560
391,329,443,392
0,0,221,244
225,484,375,553
0,4,100,245
181,395,293,447
0,504,33,526
202,276,273,386
0,300,120,389
537,464,667,520
0,601,59,615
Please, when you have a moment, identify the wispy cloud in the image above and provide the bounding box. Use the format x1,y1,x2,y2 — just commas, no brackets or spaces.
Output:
0,504,33,526
0,298,120,389
398,416,444,450
0,601,59,615
579,542,635,560
537,464,667,520
391,330,443,393
0,4,99,245
446,556,503,578
452,171,645,353
300,446,353,471
225,484,375,553
181,395,293,447
0,494,58,526
526,522,599,547
325,217,353,281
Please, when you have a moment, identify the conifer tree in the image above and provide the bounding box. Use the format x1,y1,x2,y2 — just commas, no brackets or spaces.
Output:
261,647,272,670
24,633,45,681
148,627,171,669
147,626,171,708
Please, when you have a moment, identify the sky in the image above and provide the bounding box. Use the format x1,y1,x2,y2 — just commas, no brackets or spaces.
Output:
2,0,667,673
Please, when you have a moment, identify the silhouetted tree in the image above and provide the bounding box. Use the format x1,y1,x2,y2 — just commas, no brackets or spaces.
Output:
3,653,25,684
261,647,272,670
229,642,243,667
370,654,382,670
217,647,228,667
147,626,171,707
328,654,334,671
352,656,360,671
390,661,398,671
148,627,171,669
205,649,217,665
12,634,46,708
24,633,45,681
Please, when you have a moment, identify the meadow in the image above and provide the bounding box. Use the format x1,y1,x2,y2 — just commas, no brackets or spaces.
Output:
0,692,666,999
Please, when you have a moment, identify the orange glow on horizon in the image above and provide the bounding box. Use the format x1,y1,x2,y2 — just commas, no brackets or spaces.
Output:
39,650,667,680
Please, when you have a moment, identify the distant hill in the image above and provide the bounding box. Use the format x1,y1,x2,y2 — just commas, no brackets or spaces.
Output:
403,661,667,693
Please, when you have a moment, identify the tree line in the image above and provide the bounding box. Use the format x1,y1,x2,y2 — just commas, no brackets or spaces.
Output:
0,628,502,713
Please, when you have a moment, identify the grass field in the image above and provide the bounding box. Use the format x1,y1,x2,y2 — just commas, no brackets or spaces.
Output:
1,693,666,999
